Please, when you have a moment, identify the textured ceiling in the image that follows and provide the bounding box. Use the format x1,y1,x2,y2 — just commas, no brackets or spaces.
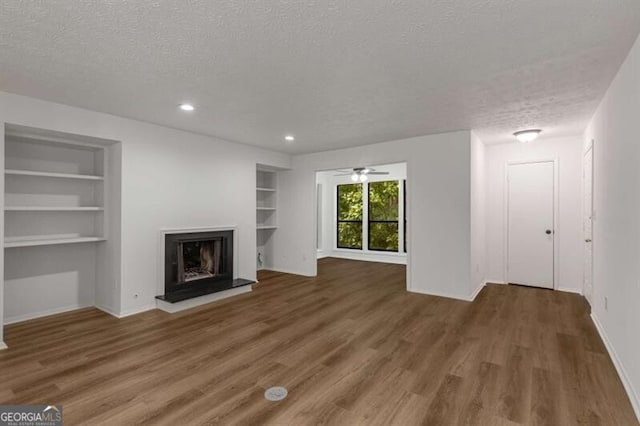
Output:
1,1,640,154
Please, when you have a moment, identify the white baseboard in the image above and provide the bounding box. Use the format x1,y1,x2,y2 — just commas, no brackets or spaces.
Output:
263,267,316,277
155,285,252,313
408,287,473,302
328,251,407,265
4,303,91,325
94,304,119,317
591,313,640,422
410,280,488,303
95,303,155,319
485,279,508,285
0,341,7,350
119,304,156,318
557,286,583,295
316,249,330,260
469,281,487,301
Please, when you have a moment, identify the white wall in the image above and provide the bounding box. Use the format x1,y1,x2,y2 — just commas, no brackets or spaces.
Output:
0,129,4,346
273,131,474,300
96,142,123,314
316,163,407,264
315,171,333,257
470,132,486,296
0,91,290,340
584,32,640,418
484,136,583,292
4,245,97,323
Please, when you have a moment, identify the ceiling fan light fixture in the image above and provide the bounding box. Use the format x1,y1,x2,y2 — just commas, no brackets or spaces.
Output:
336,167,388,180
514,129,542,143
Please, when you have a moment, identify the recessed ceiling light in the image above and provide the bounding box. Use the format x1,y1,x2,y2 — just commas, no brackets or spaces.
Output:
179,103,195,112
284,135,295,142
513,129,542,143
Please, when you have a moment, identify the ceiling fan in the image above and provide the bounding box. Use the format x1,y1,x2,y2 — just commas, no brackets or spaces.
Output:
334,167,389,182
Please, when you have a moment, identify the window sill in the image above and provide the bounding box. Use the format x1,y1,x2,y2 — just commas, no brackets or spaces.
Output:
333,248,407,257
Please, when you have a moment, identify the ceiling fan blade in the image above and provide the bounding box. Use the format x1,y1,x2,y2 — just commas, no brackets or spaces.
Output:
334,173,352,176
367,172,389,175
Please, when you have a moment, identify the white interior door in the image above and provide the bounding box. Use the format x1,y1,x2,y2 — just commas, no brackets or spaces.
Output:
507,161,555,289
583,147,594,304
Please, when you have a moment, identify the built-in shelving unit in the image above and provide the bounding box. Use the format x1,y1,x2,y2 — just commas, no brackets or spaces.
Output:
1,123,122,328
5,169,104,181
4,131,107,247
256,167,278,271
256,169,277,230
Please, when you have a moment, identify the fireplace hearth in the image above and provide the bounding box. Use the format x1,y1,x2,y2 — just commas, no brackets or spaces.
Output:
156,229,253,303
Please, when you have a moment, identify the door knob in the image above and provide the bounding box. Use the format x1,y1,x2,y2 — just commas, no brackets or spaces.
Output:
585,238,592,242
545,230,552,235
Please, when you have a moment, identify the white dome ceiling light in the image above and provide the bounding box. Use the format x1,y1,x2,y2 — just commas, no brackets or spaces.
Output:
514,129,542,143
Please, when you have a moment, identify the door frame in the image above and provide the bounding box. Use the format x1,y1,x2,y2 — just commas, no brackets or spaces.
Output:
583,141,594,303
503,158,560,289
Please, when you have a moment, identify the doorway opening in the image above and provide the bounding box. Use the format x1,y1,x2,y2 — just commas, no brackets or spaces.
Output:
583,143,594,305
315,162,407,266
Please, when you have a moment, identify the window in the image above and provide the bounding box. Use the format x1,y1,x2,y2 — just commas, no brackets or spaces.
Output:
335,178,406,253
337,183,363,249
368,181,399,251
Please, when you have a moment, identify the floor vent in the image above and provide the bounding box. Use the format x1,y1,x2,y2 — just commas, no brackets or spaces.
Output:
264,386,288,401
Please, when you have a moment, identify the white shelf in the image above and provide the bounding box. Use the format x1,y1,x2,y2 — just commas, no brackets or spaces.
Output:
256,187,276,192
257,226,278,230
256,207,276,211
4,236,106,248
5,206,104,211
5,169,104,181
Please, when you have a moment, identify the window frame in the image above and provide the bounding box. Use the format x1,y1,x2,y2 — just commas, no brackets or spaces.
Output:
336,183,364,250
334,179,407,255
403,179,407,253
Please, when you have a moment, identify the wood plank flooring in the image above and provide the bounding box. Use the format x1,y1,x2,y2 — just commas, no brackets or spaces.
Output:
1,258,637,425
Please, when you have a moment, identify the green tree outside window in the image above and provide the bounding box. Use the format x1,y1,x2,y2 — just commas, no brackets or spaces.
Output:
368,181,399,251
337,184,363,249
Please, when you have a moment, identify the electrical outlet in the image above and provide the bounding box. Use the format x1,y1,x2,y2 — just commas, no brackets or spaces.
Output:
604,296,608,311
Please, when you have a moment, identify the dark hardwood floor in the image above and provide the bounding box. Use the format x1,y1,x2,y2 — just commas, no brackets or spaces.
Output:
0,258,637,425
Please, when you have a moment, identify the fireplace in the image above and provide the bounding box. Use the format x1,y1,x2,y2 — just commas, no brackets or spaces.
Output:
157,229,252,303
178,239,225,283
